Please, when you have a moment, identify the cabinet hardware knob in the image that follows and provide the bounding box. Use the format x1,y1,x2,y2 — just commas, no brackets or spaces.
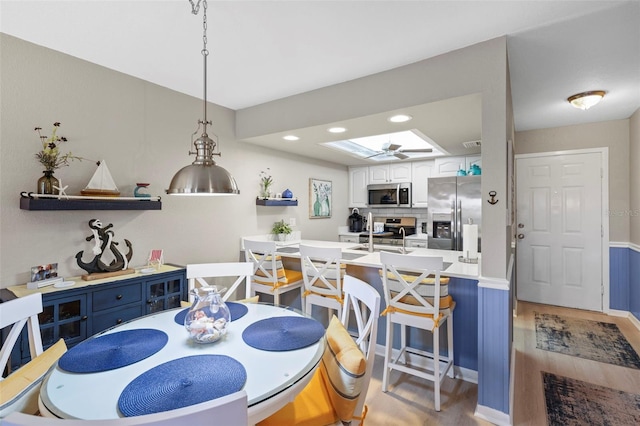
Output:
116,319,123,324
116,294,123,300
81,315,88,321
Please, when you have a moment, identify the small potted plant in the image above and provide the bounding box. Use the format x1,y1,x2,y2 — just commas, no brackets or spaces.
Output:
272,219,292,241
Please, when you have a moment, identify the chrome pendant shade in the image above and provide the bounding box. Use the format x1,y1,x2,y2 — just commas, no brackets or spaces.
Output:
167,0,239,196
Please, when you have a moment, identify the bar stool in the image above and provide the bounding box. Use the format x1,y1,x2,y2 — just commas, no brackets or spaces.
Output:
298,244,344,320
379,251,455,411
243,239,304,306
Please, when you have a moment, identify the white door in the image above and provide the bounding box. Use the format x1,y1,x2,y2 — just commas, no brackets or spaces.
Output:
516,152,603,311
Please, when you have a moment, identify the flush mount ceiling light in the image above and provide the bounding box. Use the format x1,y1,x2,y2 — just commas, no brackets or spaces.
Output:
167,0,239,196
283,135,300,141
388,114,413,123
567,90,606,110
327,127,347,134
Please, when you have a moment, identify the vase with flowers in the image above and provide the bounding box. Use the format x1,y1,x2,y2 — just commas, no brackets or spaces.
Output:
259,168,273,199
34,122,82,195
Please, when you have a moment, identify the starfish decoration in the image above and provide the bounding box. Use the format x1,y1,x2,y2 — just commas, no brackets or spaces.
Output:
53,178,69,199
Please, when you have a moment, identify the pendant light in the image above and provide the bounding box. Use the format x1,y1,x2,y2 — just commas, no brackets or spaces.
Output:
167,0,239,196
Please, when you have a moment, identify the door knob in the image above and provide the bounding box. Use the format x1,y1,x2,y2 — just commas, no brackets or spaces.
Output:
517,234,525,239
518,223,525,228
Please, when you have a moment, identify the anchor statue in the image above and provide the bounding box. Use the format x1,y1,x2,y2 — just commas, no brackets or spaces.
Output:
76,219,133,275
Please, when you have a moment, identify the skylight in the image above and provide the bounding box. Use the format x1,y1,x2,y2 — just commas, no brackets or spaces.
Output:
322,130,443,162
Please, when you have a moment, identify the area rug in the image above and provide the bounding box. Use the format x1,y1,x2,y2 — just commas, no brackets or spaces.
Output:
535,312,640,369
543,371,640,425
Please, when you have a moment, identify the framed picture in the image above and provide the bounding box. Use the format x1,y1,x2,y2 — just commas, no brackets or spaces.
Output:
30,263,58,283
309,178,332,219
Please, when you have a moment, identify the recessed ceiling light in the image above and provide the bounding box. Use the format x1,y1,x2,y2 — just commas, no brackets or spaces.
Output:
567,90,606,110
388,114,412,123
283,135,299,141
327,127,347,133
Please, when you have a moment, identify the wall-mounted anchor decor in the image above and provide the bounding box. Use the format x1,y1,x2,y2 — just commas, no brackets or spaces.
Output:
76,219,134,280
488,191,499,205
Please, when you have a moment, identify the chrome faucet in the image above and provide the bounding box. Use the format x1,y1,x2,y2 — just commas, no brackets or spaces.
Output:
368,211,374,253
399,227,407,254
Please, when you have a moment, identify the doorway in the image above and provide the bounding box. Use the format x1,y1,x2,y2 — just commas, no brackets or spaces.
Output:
515,149,608,311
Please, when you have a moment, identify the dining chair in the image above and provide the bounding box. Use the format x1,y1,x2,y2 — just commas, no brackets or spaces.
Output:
1,293,67,417
243,239,304,306
2,390,248,425
379,251,455,411
258,275,381,426
299,244,345,320
186,261,253,303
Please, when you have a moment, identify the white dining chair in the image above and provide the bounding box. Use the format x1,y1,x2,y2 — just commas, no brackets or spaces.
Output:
299,244,344,320
258,275,381,426
243,239,304,306
379,250,455,411
0,293,68,418
186,262,253,304
3,390,248,425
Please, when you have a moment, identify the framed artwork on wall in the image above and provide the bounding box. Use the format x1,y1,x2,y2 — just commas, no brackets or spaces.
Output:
309,178,332,219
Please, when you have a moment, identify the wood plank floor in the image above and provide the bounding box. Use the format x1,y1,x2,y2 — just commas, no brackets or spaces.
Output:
363,301,640,425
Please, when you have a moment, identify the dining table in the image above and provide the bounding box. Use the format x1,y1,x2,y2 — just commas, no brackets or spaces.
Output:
38,302,325,424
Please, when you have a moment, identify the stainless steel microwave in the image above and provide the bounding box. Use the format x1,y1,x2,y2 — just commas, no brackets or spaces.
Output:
367,183,412,208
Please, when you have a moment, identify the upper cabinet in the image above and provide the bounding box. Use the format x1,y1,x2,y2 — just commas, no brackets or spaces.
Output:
432,155,482,177
348,166,368,208
465,154,482,171
369,163,412,184
411,160,433,208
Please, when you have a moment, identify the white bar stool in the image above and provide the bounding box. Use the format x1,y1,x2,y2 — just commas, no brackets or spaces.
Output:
298,244,344,320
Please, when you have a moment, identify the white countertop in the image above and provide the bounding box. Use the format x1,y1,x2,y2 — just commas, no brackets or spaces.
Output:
337,231,427,240
241,237,479,280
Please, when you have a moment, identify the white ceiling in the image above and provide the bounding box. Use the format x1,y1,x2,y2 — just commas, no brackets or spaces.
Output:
1,1,639,166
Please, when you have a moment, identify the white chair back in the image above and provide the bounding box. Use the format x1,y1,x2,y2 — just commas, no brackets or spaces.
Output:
0,293,44,376
243,240,278,284
3,390,248,425
379,251,445,315
341,275,381,421
299,245,343,298
186,262,253,302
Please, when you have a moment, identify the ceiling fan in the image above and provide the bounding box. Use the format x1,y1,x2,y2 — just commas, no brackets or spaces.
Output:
365,142,432,160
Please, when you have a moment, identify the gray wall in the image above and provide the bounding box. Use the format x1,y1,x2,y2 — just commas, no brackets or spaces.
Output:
0,34,348,287
515,119,632,242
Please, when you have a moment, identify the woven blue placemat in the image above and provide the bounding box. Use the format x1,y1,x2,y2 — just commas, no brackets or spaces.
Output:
58,329,168,373
173,301,247,325
242,316,325,351
118,355,247,417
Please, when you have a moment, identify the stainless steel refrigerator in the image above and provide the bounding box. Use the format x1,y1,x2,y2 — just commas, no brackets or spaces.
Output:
427,175,481,251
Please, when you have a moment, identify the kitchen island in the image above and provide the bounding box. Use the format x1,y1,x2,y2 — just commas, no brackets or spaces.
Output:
240,236,480,381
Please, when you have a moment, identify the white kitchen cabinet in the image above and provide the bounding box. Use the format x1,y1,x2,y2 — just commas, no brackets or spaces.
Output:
348,166,368,208
369,163,412,184
433,156,466,177
406,238,427,248
466,154,482,171
411,160,433,207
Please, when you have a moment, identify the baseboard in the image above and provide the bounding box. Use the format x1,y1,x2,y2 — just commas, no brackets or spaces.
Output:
608,309,640,331
509,345,515,425
374,343,478,384
475,404,512,426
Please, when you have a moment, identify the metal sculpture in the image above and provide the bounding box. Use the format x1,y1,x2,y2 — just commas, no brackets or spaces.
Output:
76,219,133,274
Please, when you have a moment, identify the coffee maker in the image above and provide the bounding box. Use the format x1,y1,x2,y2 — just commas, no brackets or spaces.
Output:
348,208,364,232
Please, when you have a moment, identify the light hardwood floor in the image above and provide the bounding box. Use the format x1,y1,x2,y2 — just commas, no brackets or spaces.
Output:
363,301,640,425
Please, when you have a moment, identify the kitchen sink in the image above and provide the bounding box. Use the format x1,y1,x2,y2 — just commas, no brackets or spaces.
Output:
349,245,413,254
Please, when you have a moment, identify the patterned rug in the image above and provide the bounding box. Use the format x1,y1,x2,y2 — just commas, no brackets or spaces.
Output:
535,312,640,369
543,372,640,425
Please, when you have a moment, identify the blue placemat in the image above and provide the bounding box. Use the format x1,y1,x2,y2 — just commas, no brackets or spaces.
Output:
173,301,248,325
118,355,247,417
58,329,168,373
242,316,325,351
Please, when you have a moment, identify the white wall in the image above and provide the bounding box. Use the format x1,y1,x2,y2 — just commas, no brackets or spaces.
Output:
0,34,347,287
515,119,631,242
630,108,640,246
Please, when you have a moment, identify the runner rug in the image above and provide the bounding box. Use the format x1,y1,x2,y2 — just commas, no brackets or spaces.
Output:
543,372,640,425
534,312,640,369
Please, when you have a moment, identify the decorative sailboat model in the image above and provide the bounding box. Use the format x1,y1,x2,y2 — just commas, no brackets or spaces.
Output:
81,161,120,197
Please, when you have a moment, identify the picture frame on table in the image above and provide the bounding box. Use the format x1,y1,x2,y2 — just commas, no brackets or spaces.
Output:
309,178,332,219
30,263,58,283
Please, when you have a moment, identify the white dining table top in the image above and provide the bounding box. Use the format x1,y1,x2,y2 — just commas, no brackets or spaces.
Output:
40,303,324,422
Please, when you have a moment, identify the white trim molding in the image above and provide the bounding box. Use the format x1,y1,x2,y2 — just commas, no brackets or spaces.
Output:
609,309,640,331
478,276,510,291
475,404,512,426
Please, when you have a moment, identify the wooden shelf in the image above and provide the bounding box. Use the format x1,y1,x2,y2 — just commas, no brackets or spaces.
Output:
255,198,298,207
20,197,162,211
